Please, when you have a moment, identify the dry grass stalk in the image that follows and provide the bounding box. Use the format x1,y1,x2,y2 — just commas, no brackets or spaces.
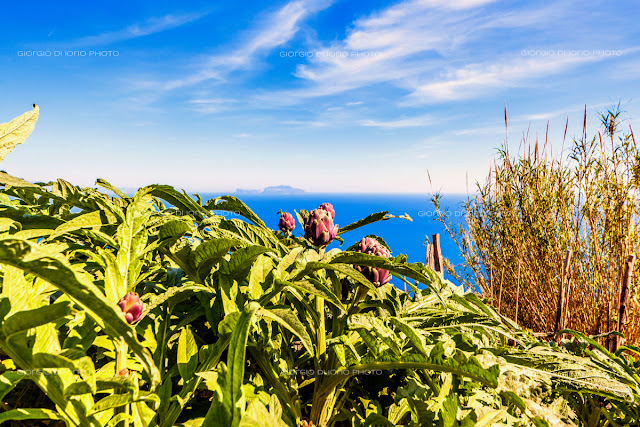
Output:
433,105,640,343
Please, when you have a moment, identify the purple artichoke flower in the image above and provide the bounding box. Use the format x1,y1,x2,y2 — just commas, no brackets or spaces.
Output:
304,208,338,247
318,202,335,219
117,292,143,324
355,237,392,287
279,212,296,233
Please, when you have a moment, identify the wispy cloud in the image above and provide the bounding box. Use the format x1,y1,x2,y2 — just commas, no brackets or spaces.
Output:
281,120,330,127
512,102,613,122
155,0,332,92
359,114,433,129
65,12,208,47
259,0,568,105
405,55,603,103
188,98,238,114
453,125,505,136
262,0,637,112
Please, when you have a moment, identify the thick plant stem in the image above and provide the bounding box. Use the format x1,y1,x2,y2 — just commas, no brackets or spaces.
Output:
249,347,301,423
312,273,357,426
316,296,326,359
347,285,369,316
161,336,231,427
311,292,329,426
116,338,127,374
115,338,130,427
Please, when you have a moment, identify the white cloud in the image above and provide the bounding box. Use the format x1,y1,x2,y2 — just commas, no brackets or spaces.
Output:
281,120,329,127
189,98,238,104
453,125,505,136
512,102,612,122
406,55,603,103
262,0,571,105
359,114,433,129
66,12,208,47
156,0,332,91
188,98,238,114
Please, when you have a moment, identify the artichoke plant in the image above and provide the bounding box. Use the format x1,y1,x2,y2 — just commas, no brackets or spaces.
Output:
318,202,335,219
355,237,392,286
304,208,338,247
278,211,296,233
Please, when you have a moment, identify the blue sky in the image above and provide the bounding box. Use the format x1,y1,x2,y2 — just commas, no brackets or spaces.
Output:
1,0,639,193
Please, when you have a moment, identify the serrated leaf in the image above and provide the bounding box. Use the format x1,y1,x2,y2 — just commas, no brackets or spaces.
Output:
2,301,73,338
0,408,63,423
50,210,111,239
259,307,315,356
96,178,129,199
0,104,39,163
149,185,210,221
276,279,346,314
204,195,267,228
159,219,192,241
194,238,240,277
221,245,272,278
248,254,272,300
338,211,411,235
298,261,377,292
475,408,507,427
178,326,199,380
0,371,24,401
349,314,401,357
203,302,260,427
390,317,430,357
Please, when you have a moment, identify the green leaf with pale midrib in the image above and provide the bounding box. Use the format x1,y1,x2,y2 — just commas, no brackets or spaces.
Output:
177,326,199,381
0,371,24,401
50,210,113,239
0,238,161,388
203,302,260,427
0,408,63,423
221,245,273,278
338,211,412,236
260,307,315,356
0,104,39,163
2,301,73,339
204,195,267,228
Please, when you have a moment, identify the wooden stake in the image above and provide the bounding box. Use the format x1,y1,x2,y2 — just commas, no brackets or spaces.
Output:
554,250,572,341
489,261,494,301
613,254,636,352
432,234,443,276
515,261,520,323
426,243,434,269
498,269,504,313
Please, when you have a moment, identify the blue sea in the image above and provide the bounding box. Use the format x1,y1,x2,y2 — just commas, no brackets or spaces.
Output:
200,193,469,286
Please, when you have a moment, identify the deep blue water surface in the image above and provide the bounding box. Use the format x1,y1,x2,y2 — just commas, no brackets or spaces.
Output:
200,193,469,285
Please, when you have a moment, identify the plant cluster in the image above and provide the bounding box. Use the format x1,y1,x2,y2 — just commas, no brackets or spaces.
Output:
433,106,640,345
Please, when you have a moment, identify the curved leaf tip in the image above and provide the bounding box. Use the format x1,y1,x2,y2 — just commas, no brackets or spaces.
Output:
0,104,40,163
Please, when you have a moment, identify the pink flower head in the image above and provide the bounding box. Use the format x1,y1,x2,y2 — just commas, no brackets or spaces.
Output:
117,292,143,324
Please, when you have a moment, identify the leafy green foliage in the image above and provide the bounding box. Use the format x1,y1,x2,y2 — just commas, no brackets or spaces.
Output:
1,116,640,425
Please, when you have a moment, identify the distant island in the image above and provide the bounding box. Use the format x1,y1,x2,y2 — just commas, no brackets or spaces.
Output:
236,185,305,195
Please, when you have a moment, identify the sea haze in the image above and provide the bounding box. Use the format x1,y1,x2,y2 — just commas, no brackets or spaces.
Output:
201,192,469,286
